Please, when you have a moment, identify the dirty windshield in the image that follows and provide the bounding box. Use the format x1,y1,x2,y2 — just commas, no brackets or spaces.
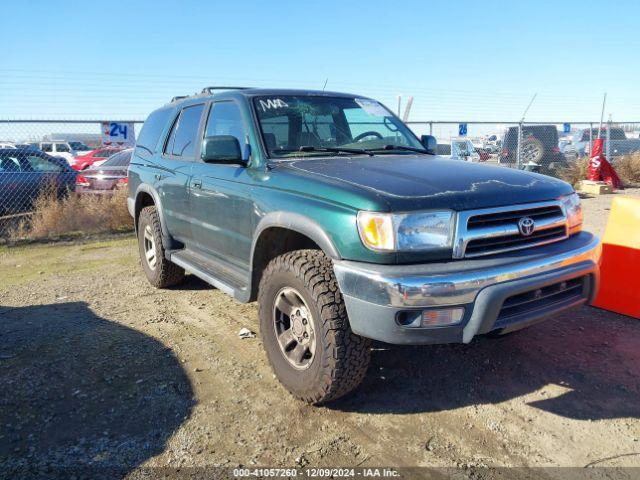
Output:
253,95,424,158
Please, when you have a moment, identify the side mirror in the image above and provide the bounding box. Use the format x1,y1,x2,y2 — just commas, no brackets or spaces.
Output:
420,135,437,155
201,135,244,164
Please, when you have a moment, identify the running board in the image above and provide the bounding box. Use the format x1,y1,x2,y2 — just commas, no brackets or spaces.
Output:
167,249,250,302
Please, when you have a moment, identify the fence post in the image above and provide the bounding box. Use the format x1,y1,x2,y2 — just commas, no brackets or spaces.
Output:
589,122,593,156
516,122,523,169
606,118,612,159
429,122,433,136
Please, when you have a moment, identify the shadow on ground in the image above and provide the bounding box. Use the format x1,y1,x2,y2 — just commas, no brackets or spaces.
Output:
0,302,194,478
331,306,640,421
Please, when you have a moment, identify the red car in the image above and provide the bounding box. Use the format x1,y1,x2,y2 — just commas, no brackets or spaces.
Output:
72,147,124,171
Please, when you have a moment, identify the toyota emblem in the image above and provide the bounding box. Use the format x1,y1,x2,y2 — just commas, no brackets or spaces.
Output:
518,217,535,236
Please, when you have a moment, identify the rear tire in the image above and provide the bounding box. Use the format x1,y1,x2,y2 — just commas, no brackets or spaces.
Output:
258,249,371,404
137,205,185,288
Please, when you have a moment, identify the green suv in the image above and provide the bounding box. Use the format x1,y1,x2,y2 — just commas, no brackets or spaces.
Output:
128,87,600,403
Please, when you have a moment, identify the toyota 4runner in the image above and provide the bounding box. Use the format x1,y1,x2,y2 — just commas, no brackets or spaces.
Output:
128,87,600,404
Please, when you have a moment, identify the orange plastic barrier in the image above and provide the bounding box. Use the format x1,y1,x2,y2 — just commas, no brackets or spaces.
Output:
592,196,640,318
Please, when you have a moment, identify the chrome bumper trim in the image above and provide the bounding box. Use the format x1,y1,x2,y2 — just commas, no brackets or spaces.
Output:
333,232,600,308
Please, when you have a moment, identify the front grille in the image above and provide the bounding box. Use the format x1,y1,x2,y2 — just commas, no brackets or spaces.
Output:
465,226,566,256
494,276,587,329
453,202,568,258
467,205,562,229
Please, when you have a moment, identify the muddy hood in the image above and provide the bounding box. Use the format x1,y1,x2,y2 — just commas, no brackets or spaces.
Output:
285,155,574,211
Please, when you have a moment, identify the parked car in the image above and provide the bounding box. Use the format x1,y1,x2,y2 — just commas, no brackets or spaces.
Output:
451,138,481,161
499,125,566,172
561,127,640,160
129,87,599,404
0,148,76,216
76,149,132,194
0,142,16,149
36,141,77,164
72,146,125,171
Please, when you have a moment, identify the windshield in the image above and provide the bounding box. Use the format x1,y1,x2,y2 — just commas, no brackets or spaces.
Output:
253,95,424,158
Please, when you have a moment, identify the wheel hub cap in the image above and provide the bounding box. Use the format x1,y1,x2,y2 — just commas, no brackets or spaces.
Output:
272,287,316,370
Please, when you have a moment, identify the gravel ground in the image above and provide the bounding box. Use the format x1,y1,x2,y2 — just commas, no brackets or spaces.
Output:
1,190,639,478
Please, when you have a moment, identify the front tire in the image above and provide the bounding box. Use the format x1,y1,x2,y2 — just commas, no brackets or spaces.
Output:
137,205,185,288
258,250,371,404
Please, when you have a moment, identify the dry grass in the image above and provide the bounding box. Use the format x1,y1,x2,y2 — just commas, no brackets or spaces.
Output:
558,152,640,188
615,153,640,187
558,158,590,188
10,186,133,241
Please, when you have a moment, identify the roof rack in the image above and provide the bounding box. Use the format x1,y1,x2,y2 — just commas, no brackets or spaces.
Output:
170,95,188,103
200,86,250,95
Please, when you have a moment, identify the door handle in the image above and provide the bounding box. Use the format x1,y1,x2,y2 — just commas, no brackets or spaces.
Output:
192,179,202,189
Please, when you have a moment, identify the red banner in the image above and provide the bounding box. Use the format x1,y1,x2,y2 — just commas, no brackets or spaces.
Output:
588,138,622,190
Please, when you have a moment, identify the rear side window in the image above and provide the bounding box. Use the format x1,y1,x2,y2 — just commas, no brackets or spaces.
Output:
41,143,53,152
170,104,205,157
136,108,174,155
56,143,70,152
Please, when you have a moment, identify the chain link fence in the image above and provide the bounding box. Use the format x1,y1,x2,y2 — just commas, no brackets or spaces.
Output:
407,120,640,176
0,120,141,239
2,118,640,241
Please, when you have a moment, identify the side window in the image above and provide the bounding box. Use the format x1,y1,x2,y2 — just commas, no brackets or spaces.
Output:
56,143,70,152
205,102,247,148
25,155,62,172
171,104,205,157
136,107,174,155
0,156,23,172
41,143,53,152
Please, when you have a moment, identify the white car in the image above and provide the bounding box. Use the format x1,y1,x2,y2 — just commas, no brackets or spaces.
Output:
451,138,480,161
36,141,76,164
0,142,16,149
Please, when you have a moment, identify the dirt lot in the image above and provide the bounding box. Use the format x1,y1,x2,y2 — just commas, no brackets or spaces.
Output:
1,190,639,477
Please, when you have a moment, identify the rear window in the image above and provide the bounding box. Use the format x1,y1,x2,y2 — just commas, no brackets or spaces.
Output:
136,107,174,155
103,150,132,167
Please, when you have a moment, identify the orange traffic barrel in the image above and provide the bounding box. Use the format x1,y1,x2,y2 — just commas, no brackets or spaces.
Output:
592,196,640,318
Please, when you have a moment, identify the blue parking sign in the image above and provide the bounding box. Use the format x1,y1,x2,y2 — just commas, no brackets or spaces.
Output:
459,123,468,136
563,123,571,133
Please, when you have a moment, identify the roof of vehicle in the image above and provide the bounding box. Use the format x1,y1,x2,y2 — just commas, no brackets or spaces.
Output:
167,87,370,106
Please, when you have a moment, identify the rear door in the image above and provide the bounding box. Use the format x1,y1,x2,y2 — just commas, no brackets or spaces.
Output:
154,103,206,244
188,100,254,270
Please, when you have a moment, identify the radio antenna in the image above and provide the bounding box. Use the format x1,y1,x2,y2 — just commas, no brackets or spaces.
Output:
520,93,537,122
322,78,328,92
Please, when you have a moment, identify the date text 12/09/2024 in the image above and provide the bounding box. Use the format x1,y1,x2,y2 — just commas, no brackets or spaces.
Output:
233,468,401,477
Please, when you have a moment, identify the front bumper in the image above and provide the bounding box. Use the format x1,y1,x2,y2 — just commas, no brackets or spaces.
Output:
333,232,601,345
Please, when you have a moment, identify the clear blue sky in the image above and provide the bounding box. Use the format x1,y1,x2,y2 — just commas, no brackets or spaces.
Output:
2,0,639,122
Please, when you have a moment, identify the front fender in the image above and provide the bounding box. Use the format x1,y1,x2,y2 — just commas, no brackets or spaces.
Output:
251,211,341,261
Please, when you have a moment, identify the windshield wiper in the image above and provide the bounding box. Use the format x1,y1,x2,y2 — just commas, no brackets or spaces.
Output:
366,145,430,154
272,146,374,157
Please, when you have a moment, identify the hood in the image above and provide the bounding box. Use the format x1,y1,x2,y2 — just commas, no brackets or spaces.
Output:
283,155,573,211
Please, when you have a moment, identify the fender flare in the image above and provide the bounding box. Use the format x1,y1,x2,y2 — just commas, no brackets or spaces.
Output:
250,211,342,264
133,184,172,250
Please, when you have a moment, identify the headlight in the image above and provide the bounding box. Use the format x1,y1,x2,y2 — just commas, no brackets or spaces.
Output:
357,211,455,252
560,192,582,234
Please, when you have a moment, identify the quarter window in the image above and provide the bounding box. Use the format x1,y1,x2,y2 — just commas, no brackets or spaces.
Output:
41,143,53,152
56,143,70,152
171,104,205,157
